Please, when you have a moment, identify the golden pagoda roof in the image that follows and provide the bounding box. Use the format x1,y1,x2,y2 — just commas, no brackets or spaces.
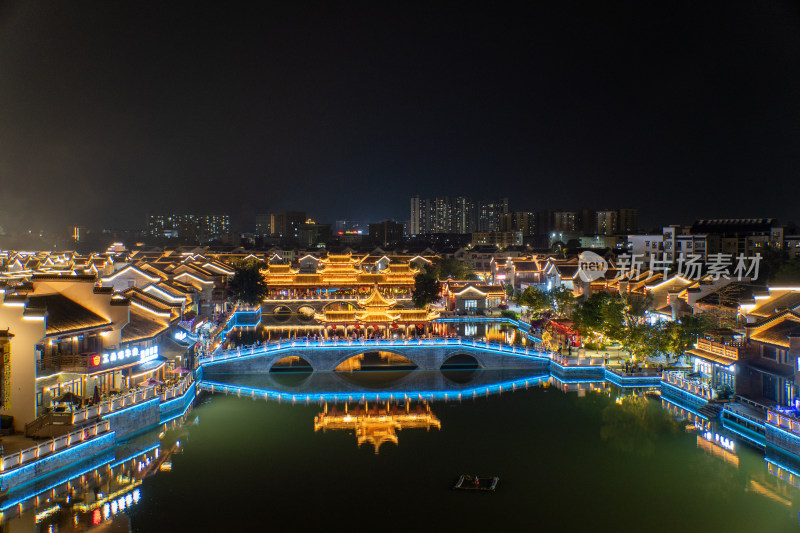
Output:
267,264,295,274
322,253,356,263
358,286,397,308
356,311,402,323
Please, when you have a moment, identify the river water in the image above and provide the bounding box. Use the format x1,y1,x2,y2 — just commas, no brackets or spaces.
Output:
7,366,800,532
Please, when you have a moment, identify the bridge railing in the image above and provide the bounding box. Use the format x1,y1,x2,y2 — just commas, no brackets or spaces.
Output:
199,336,550,365
3,419,111,473
551,352,604,367
69,386,158,425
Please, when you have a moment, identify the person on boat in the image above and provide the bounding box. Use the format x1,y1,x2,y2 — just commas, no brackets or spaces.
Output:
473,475,480,486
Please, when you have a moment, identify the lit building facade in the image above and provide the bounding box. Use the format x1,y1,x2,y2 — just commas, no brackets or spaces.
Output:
262,253,419,296
147,214,230,243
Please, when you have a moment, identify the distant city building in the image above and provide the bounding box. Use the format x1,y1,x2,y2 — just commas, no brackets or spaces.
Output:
334,220,367,234
369,220,404,246
617,208,639,234
299,220,332,248
500,211,537,237
476,198,509,232
471,231,522,248
552,211,578,233
410,195,503,235
690,218,781,257
595,210,618,236
72,225,87,243
269,211,306,239
452,197,475,234
254,214,270,238
147,214,230,243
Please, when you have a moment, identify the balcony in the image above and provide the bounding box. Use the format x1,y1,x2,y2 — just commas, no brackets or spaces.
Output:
36,353,97,373
695,339,740,360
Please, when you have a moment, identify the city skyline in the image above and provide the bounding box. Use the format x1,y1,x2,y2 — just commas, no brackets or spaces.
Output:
1,2,799,234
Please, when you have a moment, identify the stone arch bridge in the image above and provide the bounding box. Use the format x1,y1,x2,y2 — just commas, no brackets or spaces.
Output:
201,339,549,374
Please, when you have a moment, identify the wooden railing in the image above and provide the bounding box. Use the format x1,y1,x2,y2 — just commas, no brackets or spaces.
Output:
695,339,739,360
3,420,111,472
663,372,714,400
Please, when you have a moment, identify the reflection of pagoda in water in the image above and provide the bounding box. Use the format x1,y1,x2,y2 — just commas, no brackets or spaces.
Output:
314,401,441,453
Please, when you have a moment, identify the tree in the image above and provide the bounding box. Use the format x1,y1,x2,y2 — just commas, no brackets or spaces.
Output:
428,258,478,281
514,287,551,317
412,271,441,308
667,313,714,361
550,286,575,317
228,259,268,306
572,292,616,335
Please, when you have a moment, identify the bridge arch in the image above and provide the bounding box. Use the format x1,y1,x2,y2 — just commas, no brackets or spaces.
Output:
441,353,481,370
270,355,314,372
272,306,292,322
322,300,358,312
297,306,315,321
333,350,418,372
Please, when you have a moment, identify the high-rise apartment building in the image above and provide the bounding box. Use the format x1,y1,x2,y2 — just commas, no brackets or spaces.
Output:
500,211,537,236
595,210,618,236
410,195,509,235
552,211,578,233
254,214,270,238
410,195,477,234
617,208,639,234
147,214,230,243
369,220,404,246
477,198,509,232
452,196,476,234
269,211,307,239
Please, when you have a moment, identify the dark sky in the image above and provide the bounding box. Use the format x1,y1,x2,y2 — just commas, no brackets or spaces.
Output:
0,1,798,234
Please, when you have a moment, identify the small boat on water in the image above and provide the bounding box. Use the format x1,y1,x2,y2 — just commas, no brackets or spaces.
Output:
454,475,499,492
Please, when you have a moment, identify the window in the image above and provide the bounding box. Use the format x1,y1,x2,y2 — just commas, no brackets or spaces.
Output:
464,300,477,309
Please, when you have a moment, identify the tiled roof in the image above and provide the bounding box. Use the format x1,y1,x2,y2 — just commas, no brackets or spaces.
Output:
27,294,112,336
121,310,170,343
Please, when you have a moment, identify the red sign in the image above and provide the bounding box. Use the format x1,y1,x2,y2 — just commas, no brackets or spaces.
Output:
91,354,102,367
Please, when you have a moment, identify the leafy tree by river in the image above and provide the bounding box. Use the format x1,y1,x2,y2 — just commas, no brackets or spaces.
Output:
228,259,268,306
412,271,441,308
572,292,713,361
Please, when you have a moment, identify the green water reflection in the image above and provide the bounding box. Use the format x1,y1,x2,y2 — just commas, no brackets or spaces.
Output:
8,374,800,532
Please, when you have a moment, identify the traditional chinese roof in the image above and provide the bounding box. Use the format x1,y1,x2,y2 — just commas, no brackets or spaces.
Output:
26,294,113,337
747,289,800,319
358,287,397,308
121,309,170,343
748,311,800,348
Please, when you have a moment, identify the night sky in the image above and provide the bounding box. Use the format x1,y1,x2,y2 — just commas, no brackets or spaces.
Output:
0,1,798,234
